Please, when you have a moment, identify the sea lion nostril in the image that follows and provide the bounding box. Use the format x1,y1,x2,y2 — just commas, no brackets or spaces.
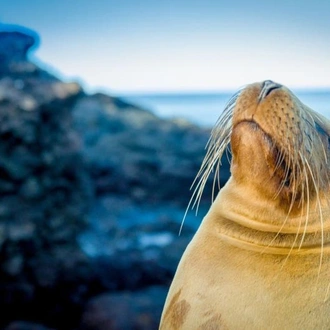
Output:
259,80,282,101
263,80,275,86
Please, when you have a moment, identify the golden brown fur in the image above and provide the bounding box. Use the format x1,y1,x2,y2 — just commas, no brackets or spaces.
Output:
160,81,330,329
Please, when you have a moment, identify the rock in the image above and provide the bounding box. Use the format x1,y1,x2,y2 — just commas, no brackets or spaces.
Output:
80,286,168,330
72,93,230,204
0,27,94,330
0,28,37,63
0,25,231,330
4,321,54,330
78,197,196,292
2,254,24,276
0,26,58,81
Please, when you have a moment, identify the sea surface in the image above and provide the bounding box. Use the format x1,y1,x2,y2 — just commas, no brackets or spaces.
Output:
121,90,330,127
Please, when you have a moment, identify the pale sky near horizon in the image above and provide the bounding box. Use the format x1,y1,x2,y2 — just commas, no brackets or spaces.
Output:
1,0,330,93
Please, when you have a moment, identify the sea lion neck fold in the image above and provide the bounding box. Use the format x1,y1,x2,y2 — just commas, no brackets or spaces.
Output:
212,178,330,254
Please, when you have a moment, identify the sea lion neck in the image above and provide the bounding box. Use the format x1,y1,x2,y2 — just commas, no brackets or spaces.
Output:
215,178,305,233
209,178,330,254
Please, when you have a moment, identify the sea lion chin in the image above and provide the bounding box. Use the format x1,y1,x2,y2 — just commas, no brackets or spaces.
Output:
160,81,330,329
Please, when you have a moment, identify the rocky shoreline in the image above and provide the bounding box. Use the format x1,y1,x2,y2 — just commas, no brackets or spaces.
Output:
0,27,230,329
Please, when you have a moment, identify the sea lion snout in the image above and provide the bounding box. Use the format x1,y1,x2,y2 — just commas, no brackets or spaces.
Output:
258,80,283,101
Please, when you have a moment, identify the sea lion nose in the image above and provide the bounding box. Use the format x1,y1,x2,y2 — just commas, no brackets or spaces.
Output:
258,80,282,101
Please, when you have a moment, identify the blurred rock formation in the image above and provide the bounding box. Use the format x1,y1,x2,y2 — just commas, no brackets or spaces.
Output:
0,26,230,329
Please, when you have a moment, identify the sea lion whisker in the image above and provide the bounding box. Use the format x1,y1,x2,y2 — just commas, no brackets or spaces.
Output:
303,154,324,276
325,282,330,303
225,144,232,168
203,131,230,168
298,152,310,250
196,144,219,176
264,166,302,257
191,142,225,191
283,146,293,185
192,135,232,205
201,125,228,159
262,206,293,255
212,160,221,201
181,167,214,234
194,152,224,207
272,148,288,198
273,146,285,173
264,154,300,255
288,161,300,215
181,93,237,234
280,206,305,269
181,161,219,234
192,173,210,210
296,162,305,209
273,146,296,199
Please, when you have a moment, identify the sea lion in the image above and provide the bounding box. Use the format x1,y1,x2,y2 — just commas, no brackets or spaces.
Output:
160,80,330,329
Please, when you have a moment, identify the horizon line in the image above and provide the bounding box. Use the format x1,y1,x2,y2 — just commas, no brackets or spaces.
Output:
113,87,330,97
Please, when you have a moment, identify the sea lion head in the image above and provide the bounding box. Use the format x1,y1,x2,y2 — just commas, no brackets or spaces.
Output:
193,81,330,253
231,81,330,206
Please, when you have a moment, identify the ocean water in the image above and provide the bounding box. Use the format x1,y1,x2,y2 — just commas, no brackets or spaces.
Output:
121,90,330,127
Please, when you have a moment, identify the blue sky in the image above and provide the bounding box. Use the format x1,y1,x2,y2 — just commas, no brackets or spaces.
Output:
1,0,330,93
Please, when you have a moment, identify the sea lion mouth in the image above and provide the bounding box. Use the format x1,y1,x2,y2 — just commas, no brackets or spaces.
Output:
233,119,296,192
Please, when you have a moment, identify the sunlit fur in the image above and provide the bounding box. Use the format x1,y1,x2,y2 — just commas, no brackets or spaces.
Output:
161,82,330,329
187,83,330,263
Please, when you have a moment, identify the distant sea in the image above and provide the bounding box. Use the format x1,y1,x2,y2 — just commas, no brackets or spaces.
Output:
120,90,330,127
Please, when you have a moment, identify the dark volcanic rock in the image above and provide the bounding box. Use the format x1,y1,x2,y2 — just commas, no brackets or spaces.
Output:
4,321,54,330
0,26,232,330
0,26,58,80
87,218,194,291
0,28,37,63
0,28,95,330
80,286,168,330
72,93,230,204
